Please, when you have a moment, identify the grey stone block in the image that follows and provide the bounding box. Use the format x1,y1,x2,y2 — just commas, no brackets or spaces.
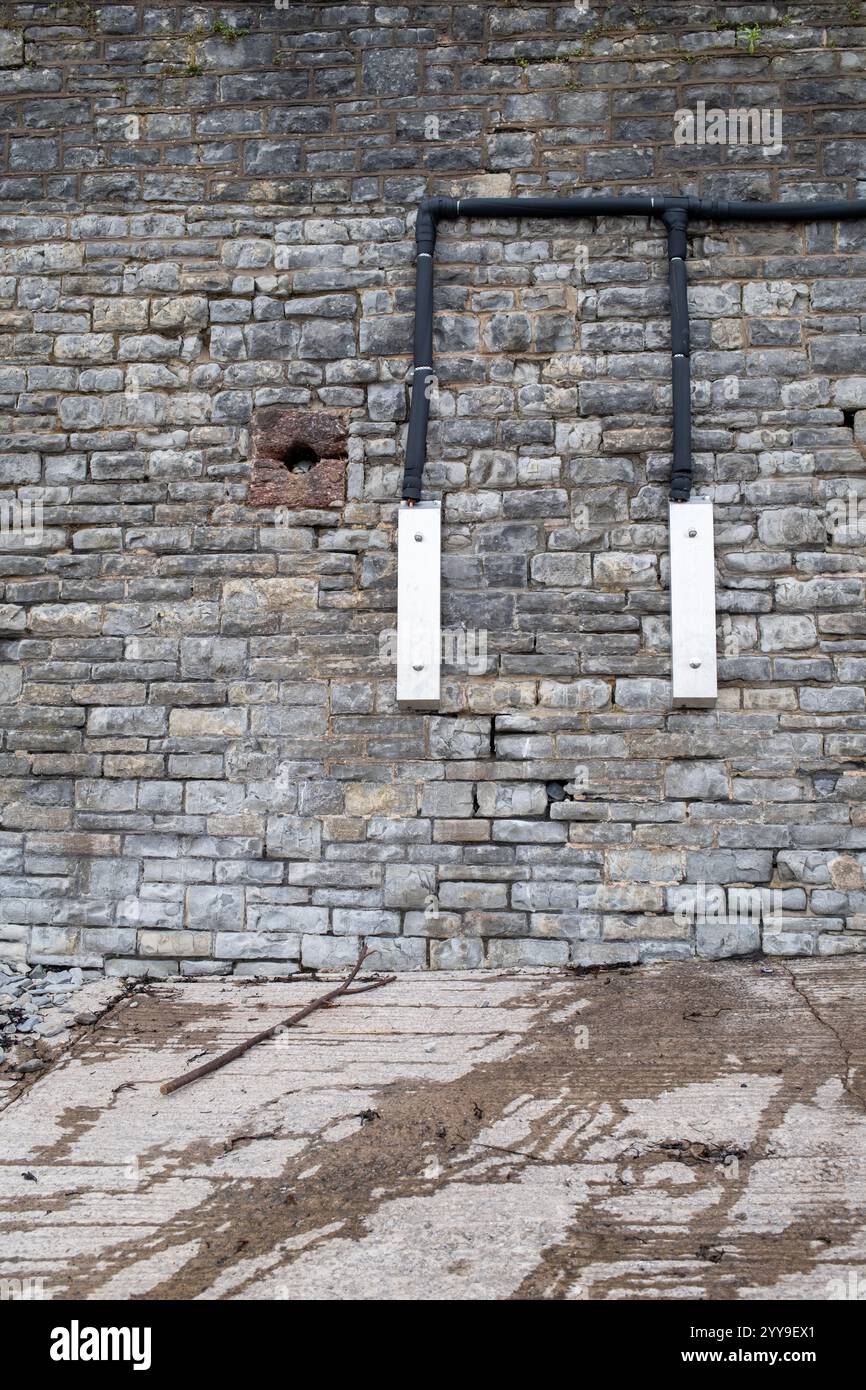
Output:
430,938,485,969
187,886,244,933
486,939,569,967
664,762,731,801
301,935,361,970
696,920,761,959
213,932,300,960
383,865,436,909
332,909,401,936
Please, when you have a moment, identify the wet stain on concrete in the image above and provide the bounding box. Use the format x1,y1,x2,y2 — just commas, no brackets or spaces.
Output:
1,961,865,1300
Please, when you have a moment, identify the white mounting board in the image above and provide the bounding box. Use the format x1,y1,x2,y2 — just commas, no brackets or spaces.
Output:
396,501,441,707
669,497,718,706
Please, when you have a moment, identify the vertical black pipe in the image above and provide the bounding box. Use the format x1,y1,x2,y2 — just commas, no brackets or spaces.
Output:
663,208,692,502
402,201,455,503
402,250,433,502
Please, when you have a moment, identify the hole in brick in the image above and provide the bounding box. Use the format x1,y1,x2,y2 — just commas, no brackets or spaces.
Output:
842,409,856,431
249,407,346,509
281,441,319,473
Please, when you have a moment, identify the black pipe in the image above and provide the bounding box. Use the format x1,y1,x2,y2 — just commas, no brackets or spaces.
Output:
457,195,656,219
402,201,440,502
664,208,692,502
402,254,434,502
701,197,866,222
401,191,866,505
422,193,866,226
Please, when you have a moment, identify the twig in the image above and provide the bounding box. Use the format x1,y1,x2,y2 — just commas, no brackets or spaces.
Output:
160,946,396,1096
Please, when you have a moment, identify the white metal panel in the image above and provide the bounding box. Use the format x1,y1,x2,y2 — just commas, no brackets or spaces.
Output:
669,497,718,706
397,501,441,707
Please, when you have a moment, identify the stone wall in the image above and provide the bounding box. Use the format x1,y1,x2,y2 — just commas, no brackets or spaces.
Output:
2,0,866,976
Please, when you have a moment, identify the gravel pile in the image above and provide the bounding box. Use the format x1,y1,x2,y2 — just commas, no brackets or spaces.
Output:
0,961,121,1078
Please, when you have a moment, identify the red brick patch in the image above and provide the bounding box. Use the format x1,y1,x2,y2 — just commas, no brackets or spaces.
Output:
248,407,347,509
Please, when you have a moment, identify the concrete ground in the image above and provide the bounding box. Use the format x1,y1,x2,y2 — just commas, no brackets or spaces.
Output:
1,957,865,1301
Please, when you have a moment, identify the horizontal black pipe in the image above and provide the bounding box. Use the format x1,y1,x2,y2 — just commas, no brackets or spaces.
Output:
455,195,656,219
402,189,866,507
703,197,866,222
429,194,866,224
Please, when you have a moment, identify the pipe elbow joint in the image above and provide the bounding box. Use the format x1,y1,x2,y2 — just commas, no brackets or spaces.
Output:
415,199,437,252
415,197,460,251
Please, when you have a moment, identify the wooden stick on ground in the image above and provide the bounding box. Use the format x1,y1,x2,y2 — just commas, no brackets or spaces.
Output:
160,946,396,1096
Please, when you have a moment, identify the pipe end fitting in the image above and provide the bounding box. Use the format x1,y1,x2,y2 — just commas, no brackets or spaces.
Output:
670,476,692,502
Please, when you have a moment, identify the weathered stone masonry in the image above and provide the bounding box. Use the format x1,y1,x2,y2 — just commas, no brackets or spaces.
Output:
2,1,866,975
